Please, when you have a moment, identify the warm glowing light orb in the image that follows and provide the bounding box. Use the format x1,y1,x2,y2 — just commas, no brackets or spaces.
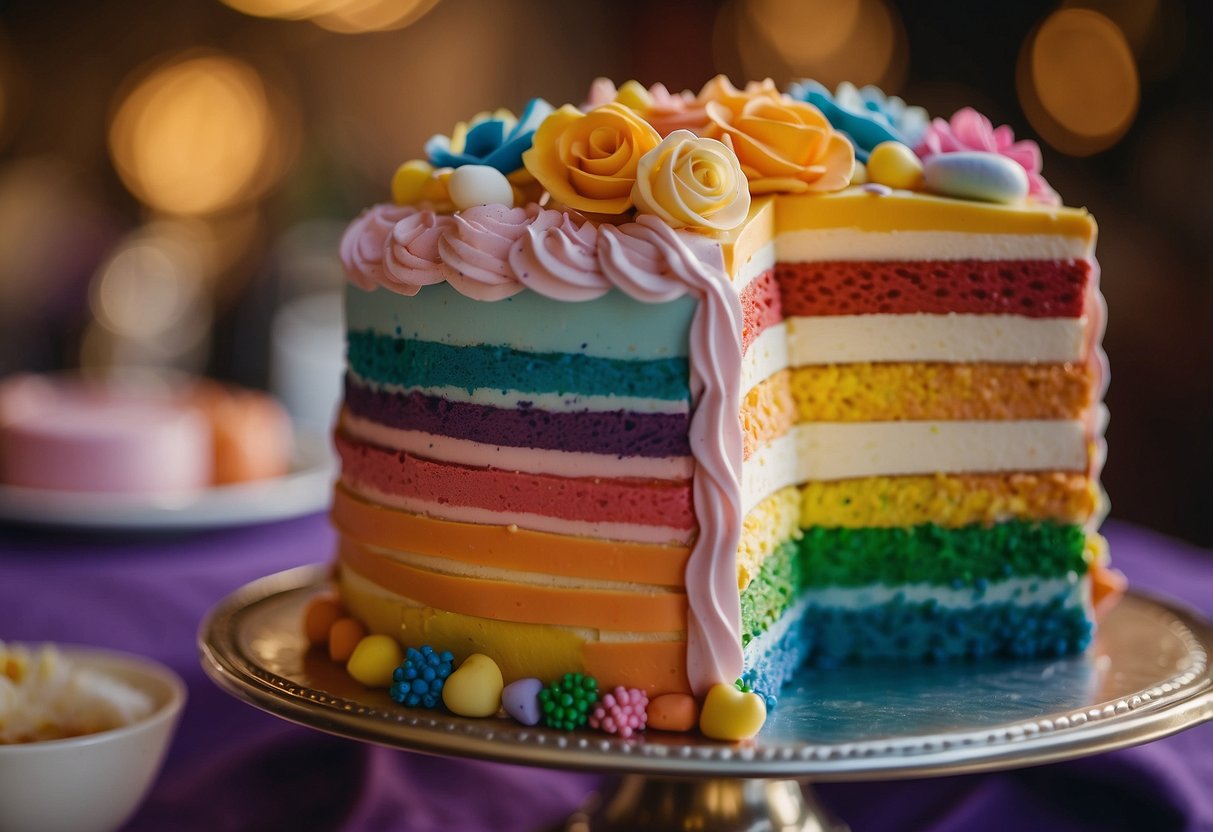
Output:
724,0,904,90
1019,8,1139,155
109,54,273,215
220,0,438,33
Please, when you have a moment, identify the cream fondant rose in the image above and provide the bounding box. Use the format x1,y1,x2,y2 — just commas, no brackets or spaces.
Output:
703,90,854,195
631,130,750,232
522,103,661,215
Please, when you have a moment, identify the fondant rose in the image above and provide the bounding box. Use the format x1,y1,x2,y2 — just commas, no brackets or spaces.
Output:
916,108,1059,205
631,130,750,232
584,78,710,137
425,98,554,176
697,75,780,112
522,103,662,215
788,80,928,163
703,93,854,194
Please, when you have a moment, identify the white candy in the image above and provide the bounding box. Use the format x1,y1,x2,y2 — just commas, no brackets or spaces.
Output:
448,164,515,210
923,151,1029,204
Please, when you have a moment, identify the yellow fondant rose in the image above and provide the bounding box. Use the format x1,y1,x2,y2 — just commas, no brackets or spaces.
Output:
522,103,662,215
631,130,751,232
702,89,854,195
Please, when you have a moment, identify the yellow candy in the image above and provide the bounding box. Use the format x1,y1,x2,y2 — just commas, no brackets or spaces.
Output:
699,684,767,741
850,160,869,186
346,635,404,688
866,141,923,190
441,653,504,718
391,160,436,205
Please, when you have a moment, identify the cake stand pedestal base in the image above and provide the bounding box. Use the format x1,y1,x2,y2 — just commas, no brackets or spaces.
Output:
562,776,846,832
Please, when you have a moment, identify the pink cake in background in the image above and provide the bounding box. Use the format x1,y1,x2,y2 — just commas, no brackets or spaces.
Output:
0,374,293,495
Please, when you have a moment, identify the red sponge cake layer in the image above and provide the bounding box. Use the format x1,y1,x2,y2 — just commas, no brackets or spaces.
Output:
778,260,1090,317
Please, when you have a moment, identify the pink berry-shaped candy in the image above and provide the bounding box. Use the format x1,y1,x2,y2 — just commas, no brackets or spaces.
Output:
589,686,649,738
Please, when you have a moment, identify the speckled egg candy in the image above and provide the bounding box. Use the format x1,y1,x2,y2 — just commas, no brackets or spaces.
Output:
923,151,1029,204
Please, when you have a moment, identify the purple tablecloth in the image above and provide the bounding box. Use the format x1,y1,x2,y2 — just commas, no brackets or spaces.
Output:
1,516,1209,831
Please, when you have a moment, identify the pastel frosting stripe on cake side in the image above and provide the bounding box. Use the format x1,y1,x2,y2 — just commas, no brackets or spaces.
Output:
339,204,748,696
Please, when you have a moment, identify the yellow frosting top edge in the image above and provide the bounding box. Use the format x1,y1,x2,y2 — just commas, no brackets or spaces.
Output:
718,189,1097,277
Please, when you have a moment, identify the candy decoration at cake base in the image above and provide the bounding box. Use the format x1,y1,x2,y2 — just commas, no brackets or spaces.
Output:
501,678,544,726
346,635,403,688
588,686,649,738
390,646,455,709
922,151,1029,204
441,653,504,718
699,683,767,741
865,141,923,190
538,673,599,731
646,693,699,733
303,595,344,647
448,164,514,210
327,617,367,664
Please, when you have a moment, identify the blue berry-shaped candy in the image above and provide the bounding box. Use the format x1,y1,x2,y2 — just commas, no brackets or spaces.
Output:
389,645,455,709
538,672,599,731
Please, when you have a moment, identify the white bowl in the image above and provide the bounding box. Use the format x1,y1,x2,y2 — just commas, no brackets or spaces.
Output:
0,646,187,832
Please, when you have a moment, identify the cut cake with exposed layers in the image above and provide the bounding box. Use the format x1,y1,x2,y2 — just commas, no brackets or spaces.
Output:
331,77,1119,714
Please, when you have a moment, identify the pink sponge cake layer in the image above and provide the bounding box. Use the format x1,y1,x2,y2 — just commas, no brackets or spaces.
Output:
0,375,212,494
335,432,695,530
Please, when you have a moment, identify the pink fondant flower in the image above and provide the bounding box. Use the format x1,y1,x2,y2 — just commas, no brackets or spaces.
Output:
916,108,1059,205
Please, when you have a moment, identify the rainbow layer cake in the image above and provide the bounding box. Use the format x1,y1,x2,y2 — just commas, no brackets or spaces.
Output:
329,77,1120,729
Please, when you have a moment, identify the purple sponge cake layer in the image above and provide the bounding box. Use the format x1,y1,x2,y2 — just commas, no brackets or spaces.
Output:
343,378,693,458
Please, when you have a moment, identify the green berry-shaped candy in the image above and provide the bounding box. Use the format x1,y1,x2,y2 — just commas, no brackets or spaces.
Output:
537,672,599,731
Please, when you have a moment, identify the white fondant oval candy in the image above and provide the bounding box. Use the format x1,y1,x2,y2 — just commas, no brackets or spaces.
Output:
448,164,515,210
922,152,1028,204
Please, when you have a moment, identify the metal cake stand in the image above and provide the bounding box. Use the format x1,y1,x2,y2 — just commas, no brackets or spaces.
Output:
199,565,1213,831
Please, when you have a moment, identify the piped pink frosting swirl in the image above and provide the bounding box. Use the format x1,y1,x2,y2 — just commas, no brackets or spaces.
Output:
438,204,544,301
509,212,609,301
338,202,747,693
340,204,415,291
383,209,453,294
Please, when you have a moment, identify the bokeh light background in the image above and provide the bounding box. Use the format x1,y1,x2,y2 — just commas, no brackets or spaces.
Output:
0,0,1208,544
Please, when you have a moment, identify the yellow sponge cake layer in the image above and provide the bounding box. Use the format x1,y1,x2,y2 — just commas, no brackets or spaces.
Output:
737,486,802,590
790,362,1097,422
339,567,690,693
799,472,1100,529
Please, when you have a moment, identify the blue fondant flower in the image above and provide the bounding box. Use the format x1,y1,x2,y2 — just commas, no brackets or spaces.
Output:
425,98,554,175
787,80,928,162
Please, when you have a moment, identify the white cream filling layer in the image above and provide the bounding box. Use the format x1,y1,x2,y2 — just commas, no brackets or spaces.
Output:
741,322,789,393
742,421,1088,513
787,314,1088,365
776,229,1092,263
347,370,689,415
340,413,693,481
343,482,695,546
735,241,777,293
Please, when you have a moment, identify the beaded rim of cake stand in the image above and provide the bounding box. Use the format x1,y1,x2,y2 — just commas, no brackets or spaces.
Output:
199,565,1212,773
